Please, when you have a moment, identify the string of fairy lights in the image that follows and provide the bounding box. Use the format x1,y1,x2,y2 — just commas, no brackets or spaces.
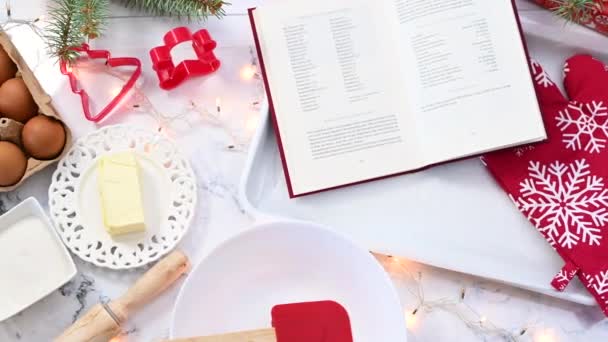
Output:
1,1,45,37
0,3,572,341
72,56,263,152
379,254,561,342
2,0,264,152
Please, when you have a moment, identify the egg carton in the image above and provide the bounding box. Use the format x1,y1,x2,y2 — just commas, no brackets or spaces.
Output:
0,117,22,146
0,30,72,192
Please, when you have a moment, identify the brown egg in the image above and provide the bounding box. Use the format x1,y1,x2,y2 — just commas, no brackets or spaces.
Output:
22,115,66,160
0,78,38,123
0,141,27,186
0,47,17,85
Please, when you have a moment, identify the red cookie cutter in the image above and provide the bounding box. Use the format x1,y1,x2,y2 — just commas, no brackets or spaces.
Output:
60,44,142,123
149,27,221,90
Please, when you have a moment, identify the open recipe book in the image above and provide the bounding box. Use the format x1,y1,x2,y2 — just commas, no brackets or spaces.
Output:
249,0,547,198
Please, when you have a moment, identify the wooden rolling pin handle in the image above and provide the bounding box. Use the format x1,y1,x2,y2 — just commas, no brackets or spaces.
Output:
113,250,191,317
55,251,190,342
163,328,277,342
54,304,121,342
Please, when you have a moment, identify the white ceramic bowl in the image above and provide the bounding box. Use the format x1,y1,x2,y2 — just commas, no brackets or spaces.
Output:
0,198,77,322
170,221,407,341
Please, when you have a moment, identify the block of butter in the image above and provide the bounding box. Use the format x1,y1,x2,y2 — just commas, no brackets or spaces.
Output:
97,152,146,236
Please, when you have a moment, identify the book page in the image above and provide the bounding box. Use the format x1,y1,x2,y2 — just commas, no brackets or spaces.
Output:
390,0,546,163
255,0,417,195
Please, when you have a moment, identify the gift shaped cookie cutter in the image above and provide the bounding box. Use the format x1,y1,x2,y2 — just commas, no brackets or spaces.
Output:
60,44,142,123
149,27,221,90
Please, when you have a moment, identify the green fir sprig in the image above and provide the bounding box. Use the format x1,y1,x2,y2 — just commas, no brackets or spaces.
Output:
550,0,601,24
45,0,227,63
116,0,228,20
46,0,108,63
80,0,108,40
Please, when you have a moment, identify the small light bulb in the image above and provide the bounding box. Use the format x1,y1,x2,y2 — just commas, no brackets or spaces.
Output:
145,126,164,152
109,86,122,97
216,97,222,114
245,114,260,133
479,316,487,324
240,64,257,81
535,329,557,342
405,309,418,330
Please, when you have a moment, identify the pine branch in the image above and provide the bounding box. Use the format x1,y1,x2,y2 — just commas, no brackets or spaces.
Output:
116,0,228,20
46,0,108,63
79,0,109,39
46,0,81,62
550,0,600,24
46,0,226,62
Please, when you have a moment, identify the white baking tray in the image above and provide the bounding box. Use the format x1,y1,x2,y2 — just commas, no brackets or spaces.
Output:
239,8,608,306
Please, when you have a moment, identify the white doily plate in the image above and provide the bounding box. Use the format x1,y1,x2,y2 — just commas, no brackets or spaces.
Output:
49,125,197,270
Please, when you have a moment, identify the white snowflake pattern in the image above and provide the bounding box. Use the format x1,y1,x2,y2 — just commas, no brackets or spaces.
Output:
515,159,608,249
556,101,608,153
554,270,570,283
530,59,554,88
553,268,577,291
563,62,570,79
514,145,535,157
555,269,577,282
584,270,608,304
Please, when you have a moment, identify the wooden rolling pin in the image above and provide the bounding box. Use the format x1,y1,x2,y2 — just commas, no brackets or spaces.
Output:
55,250,191,342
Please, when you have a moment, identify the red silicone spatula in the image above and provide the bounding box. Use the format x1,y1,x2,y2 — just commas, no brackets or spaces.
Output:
165,300,353,342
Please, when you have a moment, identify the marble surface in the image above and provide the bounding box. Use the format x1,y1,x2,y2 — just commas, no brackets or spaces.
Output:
1,1,608,341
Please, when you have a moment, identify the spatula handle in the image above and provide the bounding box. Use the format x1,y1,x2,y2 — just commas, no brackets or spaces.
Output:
164,328,277,342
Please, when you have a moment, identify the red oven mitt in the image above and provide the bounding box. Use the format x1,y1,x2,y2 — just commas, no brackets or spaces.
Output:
482,55,608,315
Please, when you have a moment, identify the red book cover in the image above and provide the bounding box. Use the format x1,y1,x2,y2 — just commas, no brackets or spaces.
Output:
249,1,541,198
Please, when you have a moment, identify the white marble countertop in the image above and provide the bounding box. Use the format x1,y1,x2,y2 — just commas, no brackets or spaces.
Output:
1,1,608,341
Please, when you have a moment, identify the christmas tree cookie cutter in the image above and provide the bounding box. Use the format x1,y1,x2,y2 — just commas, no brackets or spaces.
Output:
60,44,142,123
149,27,221,90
